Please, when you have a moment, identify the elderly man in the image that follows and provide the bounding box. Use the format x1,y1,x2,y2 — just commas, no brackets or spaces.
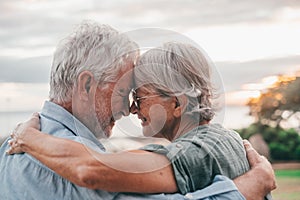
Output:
1,22,275,200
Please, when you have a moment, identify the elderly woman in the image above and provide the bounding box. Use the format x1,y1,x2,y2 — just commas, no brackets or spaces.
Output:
127,42,249,192
7,42,270,197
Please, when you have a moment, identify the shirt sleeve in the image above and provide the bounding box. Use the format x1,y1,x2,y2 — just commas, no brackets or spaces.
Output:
179,175,246,200
114,175,245,200
141,141,214,194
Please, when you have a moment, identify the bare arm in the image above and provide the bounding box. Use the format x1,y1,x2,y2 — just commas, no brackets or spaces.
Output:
7,113,177,193
7,114,276,196
233,140,276,200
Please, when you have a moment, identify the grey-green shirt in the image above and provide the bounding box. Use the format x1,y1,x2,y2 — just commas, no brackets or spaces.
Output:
141,123,250,194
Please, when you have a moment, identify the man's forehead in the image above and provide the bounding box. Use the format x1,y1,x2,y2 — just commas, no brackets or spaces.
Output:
115,66,134,88
113,79,134,96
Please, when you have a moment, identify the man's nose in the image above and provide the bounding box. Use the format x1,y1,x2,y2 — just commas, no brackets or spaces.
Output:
121,101,131,117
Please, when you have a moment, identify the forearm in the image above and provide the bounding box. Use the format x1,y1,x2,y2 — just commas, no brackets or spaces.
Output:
16,127,93,187
233,169,265,200
81,149,177,193
234,163,275,200
233,140,276,200
12,128,177,193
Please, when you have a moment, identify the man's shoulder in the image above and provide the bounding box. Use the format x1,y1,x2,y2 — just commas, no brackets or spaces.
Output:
0,139,113,199
0,137,55,170
40,103,106,152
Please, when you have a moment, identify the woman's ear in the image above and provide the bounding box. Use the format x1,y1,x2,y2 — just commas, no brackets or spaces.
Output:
173,95,188,118
77,71,95,101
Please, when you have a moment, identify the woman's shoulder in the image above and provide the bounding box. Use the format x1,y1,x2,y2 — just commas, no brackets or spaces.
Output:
177,123,227,140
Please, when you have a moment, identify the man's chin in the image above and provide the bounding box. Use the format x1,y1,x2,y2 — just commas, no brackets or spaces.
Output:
94,121,114,139
93,125,112,139
103,125,114,138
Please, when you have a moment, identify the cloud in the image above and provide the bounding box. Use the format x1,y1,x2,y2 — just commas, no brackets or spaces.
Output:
0,56,51,83
1,0,299,60
0,82,49,112
1,0,300,134
217,55,300,92
2,0,300,40
1,0,300,103
89,0,300,30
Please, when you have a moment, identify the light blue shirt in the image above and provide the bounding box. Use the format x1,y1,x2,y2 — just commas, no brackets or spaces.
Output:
0,101,245,200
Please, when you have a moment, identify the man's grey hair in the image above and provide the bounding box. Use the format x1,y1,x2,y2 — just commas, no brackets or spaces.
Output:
134,42,215,122
49,22,139,104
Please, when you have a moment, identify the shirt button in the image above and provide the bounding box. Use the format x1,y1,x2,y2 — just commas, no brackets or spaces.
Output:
184,193,193,199
176,143,183,148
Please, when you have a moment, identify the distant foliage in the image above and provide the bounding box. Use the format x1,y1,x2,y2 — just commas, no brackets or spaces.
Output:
248,76,300,128
241,75,300,161
237,123,300,161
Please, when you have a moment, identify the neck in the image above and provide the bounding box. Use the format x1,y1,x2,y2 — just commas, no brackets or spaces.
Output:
167,115,205,141
51,99,73,114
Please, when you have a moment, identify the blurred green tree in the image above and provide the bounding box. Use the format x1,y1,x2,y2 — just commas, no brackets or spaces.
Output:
237,124,300,160
247,76,300,128
238,76,300,161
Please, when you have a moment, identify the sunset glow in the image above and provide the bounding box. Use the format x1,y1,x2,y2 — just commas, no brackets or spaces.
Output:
226,90,261,106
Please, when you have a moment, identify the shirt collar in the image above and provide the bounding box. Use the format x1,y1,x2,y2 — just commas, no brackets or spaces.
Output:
40,101,105,151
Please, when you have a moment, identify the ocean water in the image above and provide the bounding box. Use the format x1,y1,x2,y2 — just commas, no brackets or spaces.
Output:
0,106,253,138
0,111,34,139
0,106,255,150
0,110,166,151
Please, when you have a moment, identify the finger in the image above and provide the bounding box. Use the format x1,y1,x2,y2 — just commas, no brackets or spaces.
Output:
7,139,16,148
6,148,12,155
10,132,19,140
32,112,40,119
243,139,261,167
28,112,41,129
6,147,17,155
6,142,14,154
8,138,16,145
12,123,23,136
8,139,13,146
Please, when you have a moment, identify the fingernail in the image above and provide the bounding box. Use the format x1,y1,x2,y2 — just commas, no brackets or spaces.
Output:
243,140,251,150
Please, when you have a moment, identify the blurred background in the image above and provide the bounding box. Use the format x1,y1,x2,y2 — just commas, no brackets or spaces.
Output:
0,0,300,198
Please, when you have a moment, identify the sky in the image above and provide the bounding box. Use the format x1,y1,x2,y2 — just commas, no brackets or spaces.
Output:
0,0,300,134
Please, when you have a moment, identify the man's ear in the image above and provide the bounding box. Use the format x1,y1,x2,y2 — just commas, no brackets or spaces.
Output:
173,95,188,118
77,71,95,101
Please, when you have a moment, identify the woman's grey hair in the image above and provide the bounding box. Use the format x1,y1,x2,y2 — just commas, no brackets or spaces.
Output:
49,22,139,104
134,42,215,122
